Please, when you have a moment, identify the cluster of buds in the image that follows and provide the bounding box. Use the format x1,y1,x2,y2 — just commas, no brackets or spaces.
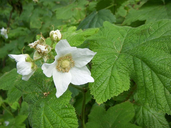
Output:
29,36,51,61
50,29,62,42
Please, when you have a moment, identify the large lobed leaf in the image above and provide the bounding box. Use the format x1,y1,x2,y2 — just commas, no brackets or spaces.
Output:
89,20,171,114
29,90,78,128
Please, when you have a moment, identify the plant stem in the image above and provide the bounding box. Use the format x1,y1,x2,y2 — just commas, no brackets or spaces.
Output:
70,84,84,92
2,103,14,117
7,7,14,28
70,84,87,127
104,3,115,10
81,88,87,128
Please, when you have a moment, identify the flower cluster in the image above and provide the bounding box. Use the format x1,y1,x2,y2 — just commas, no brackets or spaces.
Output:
9,29,96,98
29,36,51,62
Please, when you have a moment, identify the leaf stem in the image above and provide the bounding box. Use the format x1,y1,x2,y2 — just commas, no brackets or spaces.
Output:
81,88,87,128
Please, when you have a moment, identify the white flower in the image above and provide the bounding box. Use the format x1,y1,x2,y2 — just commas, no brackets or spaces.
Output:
50,29,62,41
8,54,36,81
42,39,96,98
4,121,9,126
1,27,8,39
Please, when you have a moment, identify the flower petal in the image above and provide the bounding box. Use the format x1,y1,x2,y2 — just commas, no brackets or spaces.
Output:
55,39,76,56
42,60,57,77
70,66,94,85
8,54,27,62
71,48,96,67
22,70,35,81
17,61,32,75
53,69,72,98
4,34,8,39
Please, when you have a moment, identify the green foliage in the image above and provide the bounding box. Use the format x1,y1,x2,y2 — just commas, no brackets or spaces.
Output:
0,69,22,104
89,20,171,114
86,102,140,128
77,9,116,29
123,1,171,25
28,90,78,128
134,105,169,128
1,0,171,128
63,26,99,47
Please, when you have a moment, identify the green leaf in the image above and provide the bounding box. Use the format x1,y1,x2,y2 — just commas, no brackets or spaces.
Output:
89,22,130,103
29,90,78,128
55,0,88,24
0,43,14,59
0,69,22,104
77,9,116,29
15,69,78,128
134,105,169,128
14,68,54,104
89,20,171,114
7,115,27,128
123,2,171,25
18,101,29,116
62,26,99,47
86,102,140,128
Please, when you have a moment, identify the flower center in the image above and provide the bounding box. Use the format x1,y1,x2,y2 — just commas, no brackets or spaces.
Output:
61,60,70,68
56,55,74,72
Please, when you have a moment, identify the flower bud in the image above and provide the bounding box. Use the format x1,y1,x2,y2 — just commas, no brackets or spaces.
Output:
50,29,62,41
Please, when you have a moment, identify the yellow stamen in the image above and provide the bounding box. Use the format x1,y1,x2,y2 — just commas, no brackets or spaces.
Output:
56,54,74,72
